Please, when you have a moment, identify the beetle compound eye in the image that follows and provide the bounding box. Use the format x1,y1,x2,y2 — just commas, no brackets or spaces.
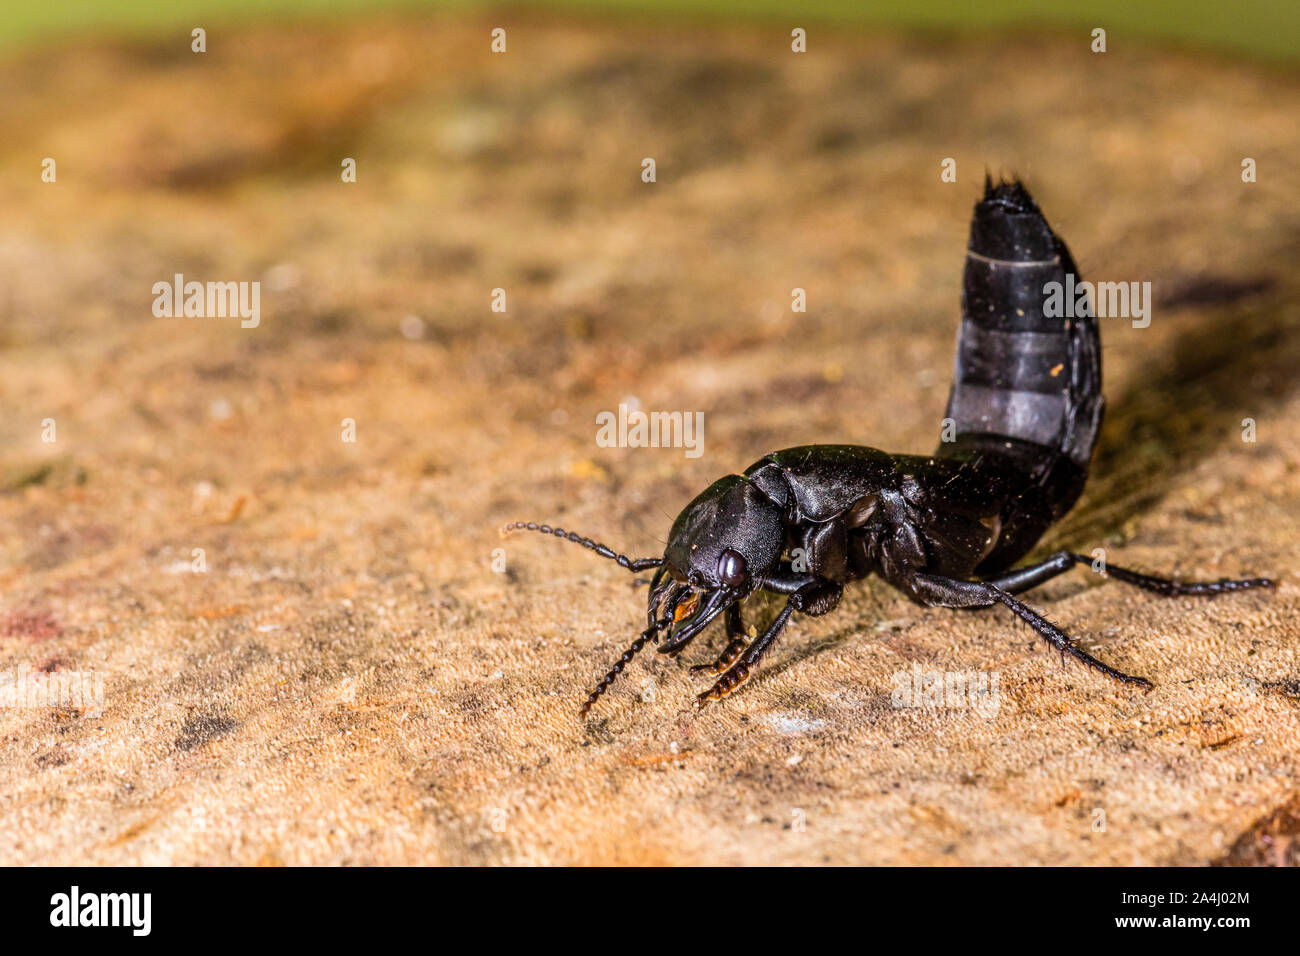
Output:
717,548,747,587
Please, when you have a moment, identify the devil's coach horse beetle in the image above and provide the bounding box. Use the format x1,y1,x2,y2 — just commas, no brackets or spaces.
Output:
506,178,1274,718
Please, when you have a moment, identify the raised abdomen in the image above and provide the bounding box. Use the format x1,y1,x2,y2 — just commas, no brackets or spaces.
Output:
938,178,1103,571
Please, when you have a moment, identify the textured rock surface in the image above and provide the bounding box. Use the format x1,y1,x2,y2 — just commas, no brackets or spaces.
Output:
0,14,1297,865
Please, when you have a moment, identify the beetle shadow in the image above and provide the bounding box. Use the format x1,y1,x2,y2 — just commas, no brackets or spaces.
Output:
1049,277,1298,549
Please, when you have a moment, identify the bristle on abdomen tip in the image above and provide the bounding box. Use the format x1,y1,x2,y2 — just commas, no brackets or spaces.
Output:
980,174,1038,214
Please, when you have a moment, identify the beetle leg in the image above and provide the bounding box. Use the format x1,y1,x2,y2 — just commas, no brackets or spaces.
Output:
694,601,795,709
684,562,819,680
689,603,748,679
1064,553,1273,597
982,551,1077,593
907,572,1150,688
984,550,1273,597
759,565,818,594
694,580,842,709
988,584,1151,688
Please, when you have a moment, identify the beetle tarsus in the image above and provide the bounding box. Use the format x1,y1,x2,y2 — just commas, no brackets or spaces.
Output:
692,600,799,710
688,639,747,679
694,663,752,710
688,603,749,679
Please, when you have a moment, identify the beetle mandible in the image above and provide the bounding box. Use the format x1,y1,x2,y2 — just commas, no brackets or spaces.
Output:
506,178,1274,718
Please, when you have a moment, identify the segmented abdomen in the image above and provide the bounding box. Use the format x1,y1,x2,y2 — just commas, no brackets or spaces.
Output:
942,178,1102,470
937,179,1104,571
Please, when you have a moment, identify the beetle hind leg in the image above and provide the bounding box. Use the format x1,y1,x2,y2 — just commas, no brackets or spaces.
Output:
1067,553,1273,597
982,550,1274,602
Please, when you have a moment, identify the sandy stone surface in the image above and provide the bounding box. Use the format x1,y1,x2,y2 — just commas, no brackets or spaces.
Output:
0,13,1297,865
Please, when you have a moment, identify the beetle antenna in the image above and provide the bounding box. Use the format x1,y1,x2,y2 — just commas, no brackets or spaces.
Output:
579,612,673,719
502,521,663,572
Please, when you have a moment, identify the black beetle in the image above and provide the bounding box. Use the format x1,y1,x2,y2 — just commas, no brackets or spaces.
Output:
507,178,1273,718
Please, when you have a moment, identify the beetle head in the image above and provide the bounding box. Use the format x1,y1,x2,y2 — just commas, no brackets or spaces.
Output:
648,475,785,649
502,475,786,713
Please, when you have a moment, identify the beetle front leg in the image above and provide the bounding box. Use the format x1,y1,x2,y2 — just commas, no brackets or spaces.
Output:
694,580,842,710
694,602,794,710
689,603,748,679
686,563,819,680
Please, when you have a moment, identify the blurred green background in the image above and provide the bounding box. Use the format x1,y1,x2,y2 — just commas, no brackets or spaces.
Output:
2,0,1296,60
